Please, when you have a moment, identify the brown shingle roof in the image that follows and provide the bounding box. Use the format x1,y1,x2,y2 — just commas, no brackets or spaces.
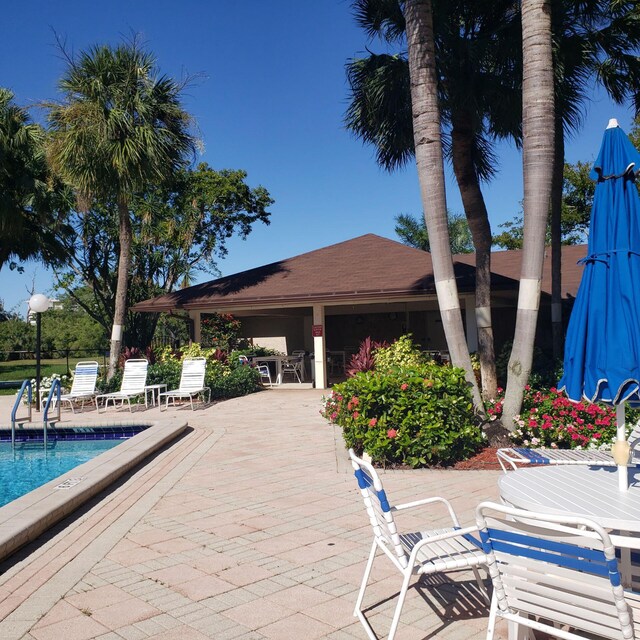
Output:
133,234,587,312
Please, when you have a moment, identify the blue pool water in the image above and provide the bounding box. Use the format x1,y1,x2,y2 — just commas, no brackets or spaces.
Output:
0,439,122,507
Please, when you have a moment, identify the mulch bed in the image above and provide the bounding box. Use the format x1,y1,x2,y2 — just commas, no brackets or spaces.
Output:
452,447,502,470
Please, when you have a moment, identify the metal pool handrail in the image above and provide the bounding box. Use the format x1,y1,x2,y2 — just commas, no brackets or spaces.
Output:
42,378,61,445
11,380,33,447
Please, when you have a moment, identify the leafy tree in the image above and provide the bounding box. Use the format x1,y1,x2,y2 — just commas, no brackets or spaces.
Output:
0,88,71,272
395,212,473,253
46,38,196,378
54,164,272,348
493,160,593,249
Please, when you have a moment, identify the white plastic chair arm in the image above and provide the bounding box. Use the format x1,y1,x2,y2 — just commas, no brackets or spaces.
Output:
407,524,483,563
393,496,461,527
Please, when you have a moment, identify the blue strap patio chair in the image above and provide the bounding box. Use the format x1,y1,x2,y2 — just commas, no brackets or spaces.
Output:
348,449,488,640
497,422,640,472
476,501,640,640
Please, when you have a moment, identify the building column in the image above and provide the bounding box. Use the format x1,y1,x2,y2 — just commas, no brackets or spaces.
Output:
312,304,327,389
465,296,478,353
189,310,201,344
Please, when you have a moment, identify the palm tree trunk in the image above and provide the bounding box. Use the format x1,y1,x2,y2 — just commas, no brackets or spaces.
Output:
451,112,498,400
108,198,133,379
551,119,565,359
403,0,484,412
501,0,555,430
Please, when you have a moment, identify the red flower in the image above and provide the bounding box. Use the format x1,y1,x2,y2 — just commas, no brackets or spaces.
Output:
387,429,398,439
353,411,359,419
400,383,408,391
369,418,377,427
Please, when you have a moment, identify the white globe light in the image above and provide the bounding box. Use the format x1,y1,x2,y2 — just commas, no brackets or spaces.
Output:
29,294,49,313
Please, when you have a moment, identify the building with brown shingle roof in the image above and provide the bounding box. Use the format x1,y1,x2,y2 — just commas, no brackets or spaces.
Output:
134,234,586,388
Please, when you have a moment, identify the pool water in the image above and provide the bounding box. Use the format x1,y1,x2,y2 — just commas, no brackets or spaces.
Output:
0,440,121,507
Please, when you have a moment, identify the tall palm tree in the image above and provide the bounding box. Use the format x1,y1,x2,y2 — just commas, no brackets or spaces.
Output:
0,88,70,270
346,0,522,400
402,0,483,409
548,0,640,358
501,0,555,430
47,39,196,377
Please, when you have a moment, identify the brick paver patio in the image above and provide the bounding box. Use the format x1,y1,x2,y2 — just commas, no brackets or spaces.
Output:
0,390,505,639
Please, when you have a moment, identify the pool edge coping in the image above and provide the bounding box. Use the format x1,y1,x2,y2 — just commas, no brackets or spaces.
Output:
0,420,189,562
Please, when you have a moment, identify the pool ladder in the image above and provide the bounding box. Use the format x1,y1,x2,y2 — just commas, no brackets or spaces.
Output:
11,379,61,447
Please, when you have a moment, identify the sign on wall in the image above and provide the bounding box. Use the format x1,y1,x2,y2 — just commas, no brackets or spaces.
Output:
312,324,323,337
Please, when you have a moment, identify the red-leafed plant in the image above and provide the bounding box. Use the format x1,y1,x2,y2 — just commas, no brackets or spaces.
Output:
346,337,388,377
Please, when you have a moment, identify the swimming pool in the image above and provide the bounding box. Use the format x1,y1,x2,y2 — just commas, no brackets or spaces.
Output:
0,424,151,507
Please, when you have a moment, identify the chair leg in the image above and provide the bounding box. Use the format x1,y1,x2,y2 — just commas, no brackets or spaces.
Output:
473,566,490,604
354,540,379,640
486,591,497,640
387,567,413,640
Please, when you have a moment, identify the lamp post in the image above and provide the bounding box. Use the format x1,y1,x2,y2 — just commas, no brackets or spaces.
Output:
29,294,49,412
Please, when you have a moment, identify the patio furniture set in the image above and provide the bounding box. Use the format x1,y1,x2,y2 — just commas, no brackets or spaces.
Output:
348,447,640,640
45,357,211,413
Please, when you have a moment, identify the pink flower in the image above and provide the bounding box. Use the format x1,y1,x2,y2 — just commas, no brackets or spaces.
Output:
387,429,398,439
353,411,359,419
400,383,408,391
369,418,377,427
331,412,338,420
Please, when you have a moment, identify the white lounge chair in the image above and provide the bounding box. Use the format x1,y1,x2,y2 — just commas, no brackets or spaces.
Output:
159,357,210,410
348,449,488,640
497,421,640,472
59,361,99,413
95,359,148,412
476,501,640,640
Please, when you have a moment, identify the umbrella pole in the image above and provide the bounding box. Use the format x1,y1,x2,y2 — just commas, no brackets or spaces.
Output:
613,404,629,491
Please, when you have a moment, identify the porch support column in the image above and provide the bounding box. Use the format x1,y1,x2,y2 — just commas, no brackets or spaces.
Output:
465,296,478,353
189,310,201,344
313,304,327,389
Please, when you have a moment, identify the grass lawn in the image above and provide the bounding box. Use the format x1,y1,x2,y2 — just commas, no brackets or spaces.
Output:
0,357,105,395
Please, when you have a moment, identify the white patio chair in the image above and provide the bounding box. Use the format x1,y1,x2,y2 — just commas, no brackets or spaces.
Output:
348,449,488,640
59,361,99,413
281,356,303,383
476,501,640,640
497,421,640,472
257,364,272,386
95,359,148,412
158,357,210,410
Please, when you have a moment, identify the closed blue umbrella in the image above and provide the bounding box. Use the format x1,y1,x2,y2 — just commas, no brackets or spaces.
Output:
559,120,640,490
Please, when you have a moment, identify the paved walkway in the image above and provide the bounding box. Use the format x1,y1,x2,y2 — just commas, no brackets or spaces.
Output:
0,390,504,639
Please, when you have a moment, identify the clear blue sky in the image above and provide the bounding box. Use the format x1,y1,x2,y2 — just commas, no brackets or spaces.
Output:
1,0,636,315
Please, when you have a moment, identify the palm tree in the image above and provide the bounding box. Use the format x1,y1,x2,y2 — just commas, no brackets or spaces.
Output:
501,0,555,431
346,0,522,400
402,0,483,410
548,0,640,358
47,39,196,378
0,88,70,270
395,212,473,253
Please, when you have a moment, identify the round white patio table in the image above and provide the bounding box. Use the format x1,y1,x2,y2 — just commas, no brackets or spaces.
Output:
499,465,640,534
499,465,640,589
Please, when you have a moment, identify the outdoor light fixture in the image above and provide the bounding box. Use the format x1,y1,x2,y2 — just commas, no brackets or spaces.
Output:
29,293,49,412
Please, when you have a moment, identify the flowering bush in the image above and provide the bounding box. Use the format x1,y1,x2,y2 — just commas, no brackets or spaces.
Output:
20,373,70,405
486,386,638,449
322,363,483,467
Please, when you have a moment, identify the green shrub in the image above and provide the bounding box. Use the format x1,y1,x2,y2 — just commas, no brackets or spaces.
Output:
373,334,425,372
147,360,182,390
210,364,261,399
323,363,483,467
